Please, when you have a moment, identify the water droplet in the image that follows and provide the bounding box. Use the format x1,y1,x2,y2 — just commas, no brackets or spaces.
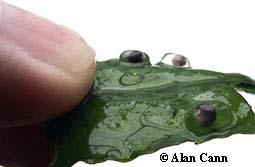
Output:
119,73,144,86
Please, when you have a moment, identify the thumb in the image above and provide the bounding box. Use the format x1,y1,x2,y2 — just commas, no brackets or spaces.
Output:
0,1,96,127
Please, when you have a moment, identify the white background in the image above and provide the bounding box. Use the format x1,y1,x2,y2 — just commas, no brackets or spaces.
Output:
4,0,255,167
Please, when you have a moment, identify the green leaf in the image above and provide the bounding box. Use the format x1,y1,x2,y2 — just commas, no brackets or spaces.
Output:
47,58,255,167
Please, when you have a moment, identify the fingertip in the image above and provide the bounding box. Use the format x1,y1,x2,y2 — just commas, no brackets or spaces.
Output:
0,1,96,127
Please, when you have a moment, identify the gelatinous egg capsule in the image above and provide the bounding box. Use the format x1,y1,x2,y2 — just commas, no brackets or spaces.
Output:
160,53,191,67
119,50,151,66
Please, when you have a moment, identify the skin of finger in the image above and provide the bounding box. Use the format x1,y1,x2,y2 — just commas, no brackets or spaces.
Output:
0,2,96,127
0,40,96,127
0,125,53,167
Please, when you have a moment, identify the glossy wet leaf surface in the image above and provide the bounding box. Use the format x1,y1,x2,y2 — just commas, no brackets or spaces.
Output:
47,51,255,167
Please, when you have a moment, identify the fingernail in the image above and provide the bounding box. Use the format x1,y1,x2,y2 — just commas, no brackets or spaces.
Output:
0,1,95,73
